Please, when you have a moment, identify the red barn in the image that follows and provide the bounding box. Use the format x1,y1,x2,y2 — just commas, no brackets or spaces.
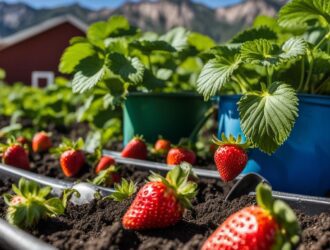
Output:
0,15,87,86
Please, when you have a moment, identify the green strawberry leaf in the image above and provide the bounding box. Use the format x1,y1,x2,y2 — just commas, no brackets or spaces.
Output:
102,78,127,108
279,0,330,29
279,38,308,61
241,39,280,66
238,82,299,154
256,183,273,211
106,15,137,38
152,164,198,209
3,194,13,206
87,21,110,42
45,197,65,214
200,45,240,61
130,40,176,55
12,184,22,196
38,186,52,198
140,69,166,90
91,166,117,186
312,50,330,74
231,26,278,43
197,51,241,99
105,178,137,202
187,32,216,51
69,36,87,45
105,37,129,55
273,199,301,248
160,27,190,51
61,188,80,208
108,53,144,84
59,43,96,74
87,16,136,42
72,55,106,93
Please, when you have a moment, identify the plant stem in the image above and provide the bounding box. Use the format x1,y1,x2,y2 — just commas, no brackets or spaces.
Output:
304,50,314,93
297,58,305,92
266,66,272,87
147,55,153,74
232,76,247,93
237,74,251,91
314,31,330,50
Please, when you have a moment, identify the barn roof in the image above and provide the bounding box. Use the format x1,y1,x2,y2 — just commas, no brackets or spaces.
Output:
0,15,88,51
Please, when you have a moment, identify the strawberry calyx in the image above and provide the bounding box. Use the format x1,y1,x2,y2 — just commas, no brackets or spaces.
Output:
256,183,300,249
148,163,198,209
132,135,145,143
91,165,120,186
51,137,85,155
212,133,252,150
0,136,28,152
3,178,65,229
104,178,137,202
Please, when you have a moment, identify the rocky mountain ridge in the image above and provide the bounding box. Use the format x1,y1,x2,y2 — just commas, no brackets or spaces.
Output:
0,0,286,41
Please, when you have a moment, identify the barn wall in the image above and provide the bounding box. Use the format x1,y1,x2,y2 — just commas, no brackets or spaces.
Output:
0,23,85,85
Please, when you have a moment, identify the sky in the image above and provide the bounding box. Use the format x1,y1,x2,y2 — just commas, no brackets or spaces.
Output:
2,0,242,9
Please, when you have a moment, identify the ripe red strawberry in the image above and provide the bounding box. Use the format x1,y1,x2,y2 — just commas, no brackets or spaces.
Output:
167,147,196,165
213,134,249,182
32,132,52,153
202,183,300,250
60,149,85,177
54,138,85,177
122,164,197,230
121,136,147,160
95,156,116,174
1,140,30,170
154,138,171,155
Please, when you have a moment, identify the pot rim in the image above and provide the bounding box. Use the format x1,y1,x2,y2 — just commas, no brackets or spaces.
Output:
127,92,204,98
216,93,330,105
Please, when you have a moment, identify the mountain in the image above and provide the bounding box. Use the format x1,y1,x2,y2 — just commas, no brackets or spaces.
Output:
0,0,286,42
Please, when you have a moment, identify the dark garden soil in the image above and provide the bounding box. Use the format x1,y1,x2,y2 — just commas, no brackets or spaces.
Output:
0,174,329,250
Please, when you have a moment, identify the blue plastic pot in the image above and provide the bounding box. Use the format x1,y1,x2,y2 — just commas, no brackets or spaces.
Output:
217,94,330,196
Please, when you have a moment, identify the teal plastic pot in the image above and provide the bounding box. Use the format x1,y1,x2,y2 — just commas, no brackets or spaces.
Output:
123,92,211,145
217,94,330,196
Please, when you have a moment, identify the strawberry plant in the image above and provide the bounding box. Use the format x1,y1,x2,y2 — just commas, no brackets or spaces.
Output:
104,178,137,202
197,0,330,154
3,179,66,228
59,16,215,108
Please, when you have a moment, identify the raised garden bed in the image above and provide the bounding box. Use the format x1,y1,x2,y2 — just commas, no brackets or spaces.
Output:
0,168,329,250
1,114,330,249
